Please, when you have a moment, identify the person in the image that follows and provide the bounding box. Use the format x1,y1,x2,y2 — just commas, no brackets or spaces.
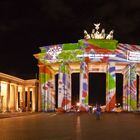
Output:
88,106,93,114
95,105,101,120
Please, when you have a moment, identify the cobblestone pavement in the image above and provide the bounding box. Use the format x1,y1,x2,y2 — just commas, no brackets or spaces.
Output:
0,112,140,140
0,112,40,119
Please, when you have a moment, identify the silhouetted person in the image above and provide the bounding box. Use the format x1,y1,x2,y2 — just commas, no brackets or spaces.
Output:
95,105,101,120
89,106,92,114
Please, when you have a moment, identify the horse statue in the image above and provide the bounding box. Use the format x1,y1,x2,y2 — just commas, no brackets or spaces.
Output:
84,30,91,39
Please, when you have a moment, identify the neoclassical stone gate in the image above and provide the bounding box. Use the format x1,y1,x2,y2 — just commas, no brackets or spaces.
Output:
34,25,140,112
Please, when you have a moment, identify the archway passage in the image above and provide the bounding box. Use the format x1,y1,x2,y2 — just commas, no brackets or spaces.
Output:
18,92,20,108
25,91,27,107
71,73,80,105
116,73,123,106
55,74,58,108
88,73,106,106
30,91,32,108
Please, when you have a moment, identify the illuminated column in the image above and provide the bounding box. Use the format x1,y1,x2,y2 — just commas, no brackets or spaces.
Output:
129,64,137,111
106,62,116,111
0,81,8,112
43,66,51,112
123,65,129,111
66,67,71,110
15,85,18,111
48,74,56,111
58,63,66,110
27,87,30,111
32,87,36,112
37,81,41,112
58,63,71,111
38,65,45,112
58,71,63,109
79,61,88,111
22,86,25,110
9,85,15,112
45,73,56,112
122,64,137,111
138,75,140,110
7,82,10,112
34,82,39,112
40,65,56,112
35,83,39,112
38,65,48,112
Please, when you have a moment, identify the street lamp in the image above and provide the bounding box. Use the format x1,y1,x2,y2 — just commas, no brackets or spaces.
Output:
76,102,80,106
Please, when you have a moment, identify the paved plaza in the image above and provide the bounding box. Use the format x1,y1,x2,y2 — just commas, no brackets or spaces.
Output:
0,112,140,140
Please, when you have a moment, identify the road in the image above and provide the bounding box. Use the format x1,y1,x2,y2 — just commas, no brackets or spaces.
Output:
0,112,140,140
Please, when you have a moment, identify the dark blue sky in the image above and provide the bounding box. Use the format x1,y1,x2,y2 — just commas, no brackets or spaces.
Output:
0,0,140,78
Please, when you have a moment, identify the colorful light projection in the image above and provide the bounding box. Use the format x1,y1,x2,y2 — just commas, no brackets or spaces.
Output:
58,63,71,110
79,61,89,111
39,66,55,112
34,25,140,112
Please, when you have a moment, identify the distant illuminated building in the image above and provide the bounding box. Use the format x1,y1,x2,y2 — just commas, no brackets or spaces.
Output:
0,73,39,112
34,23,140,112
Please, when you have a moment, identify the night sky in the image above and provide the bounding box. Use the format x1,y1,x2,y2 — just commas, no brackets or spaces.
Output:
0,0,140,79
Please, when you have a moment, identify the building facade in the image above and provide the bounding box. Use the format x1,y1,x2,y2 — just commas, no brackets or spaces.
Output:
0,72,39,112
